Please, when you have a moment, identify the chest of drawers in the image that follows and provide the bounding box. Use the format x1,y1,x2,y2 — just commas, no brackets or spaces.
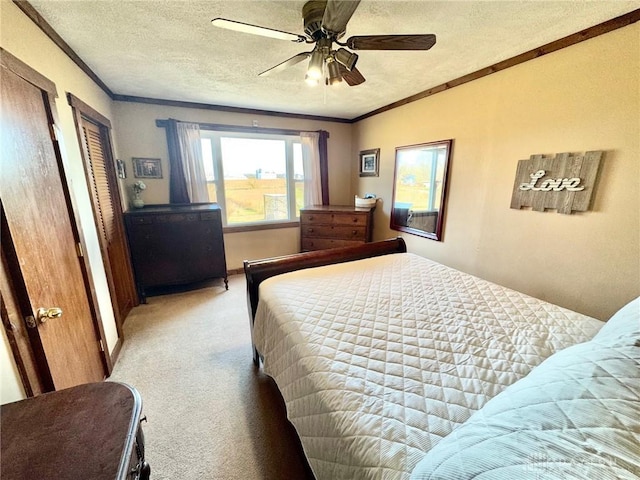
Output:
124,203,228,301
300,205,374,252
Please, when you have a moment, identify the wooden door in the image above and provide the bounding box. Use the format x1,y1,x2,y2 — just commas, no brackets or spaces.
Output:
0,59,106,389
77,111,137,325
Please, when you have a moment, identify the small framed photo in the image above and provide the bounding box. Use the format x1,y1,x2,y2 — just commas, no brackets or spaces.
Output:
116,159,126,179
133,157,163,179
359,148,380,177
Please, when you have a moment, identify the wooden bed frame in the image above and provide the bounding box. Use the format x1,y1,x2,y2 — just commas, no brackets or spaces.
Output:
243,237,407,365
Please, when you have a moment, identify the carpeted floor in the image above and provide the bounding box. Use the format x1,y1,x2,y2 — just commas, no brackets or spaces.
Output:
109,275,314,479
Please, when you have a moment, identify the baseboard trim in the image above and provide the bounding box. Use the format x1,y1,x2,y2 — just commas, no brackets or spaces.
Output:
108,337,123,373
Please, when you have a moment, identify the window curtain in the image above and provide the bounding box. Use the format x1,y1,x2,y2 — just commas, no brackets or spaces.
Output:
165,119,208,203
166,119,189,203
176,122,209,203
300,132,322,207
318,130,329,205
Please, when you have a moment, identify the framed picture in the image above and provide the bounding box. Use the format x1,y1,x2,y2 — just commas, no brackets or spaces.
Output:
133,157,163,179
116,159,126,179
359,148,380,177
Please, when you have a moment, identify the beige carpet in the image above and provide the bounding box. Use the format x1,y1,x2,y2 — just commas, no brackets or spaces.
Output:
109,275,313,479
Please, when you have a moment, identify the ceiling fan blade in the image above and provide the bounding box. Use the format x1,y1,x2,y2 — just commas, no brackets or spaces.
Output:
322,0,361,36
339,65,365,86
212,18,306,43
346,34,437,51
259,52,311,77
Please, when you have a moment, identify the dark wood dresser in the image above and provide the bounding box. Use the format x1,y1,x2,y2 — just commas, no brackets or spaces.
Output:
124,203,228,302
300,205,374,252
1,382,150,480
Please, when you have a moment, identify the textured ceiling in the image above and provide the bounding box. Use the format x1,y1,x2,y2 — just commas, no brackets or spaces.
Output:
28,1,640,120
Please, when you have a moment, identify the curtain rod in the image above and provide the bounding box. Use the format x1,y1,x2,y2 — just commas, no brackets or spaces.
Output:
155,119,329,138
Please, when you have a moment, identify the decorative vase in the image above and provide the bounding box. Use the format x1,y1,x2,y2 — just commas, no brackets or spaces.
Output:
132,194,144,209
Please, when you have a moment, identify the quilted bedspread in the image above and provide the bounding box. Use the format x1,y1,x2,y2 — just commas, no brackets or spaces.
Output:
411,297,640,479
252,253,604,479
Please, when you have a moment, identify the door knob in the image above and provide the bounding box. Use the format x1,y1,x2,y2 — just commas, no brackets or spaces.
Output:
36,307,63,323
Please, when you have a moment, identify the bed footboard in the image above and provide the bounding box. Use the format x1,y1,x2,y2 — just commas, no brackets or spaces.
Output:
243,237,407,365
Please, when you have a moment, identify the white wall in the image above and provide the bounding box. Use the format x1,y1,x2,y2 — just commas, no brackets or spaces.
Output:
0,328,25,404
353,23,640,321
1,2,120,402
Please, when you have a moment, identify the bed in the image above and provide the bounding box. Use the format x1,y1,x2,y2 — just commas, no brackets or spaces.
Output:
243,238,640,479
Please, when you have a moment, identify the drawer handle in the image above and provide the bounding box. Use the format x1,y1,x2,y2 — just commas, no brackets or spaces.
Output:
353,218,358,222
307,228,314,233
352,230,357,235
308,216,313,220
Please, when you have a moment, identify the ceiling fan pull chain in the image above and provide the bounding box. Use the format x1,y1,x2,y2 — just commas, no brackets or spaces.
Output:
323,62,328,105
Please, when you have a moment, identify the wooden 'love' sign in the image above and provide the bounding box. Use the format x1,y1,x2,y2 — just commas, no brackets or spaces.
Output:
510,151,602,214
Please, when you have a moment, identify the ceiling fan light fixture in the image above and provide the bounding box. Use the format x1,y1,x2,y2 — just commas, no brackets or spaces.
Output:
335,48,358,71
215,1,435,89
305,74,320,86
327,59,342,85
306,49,324,80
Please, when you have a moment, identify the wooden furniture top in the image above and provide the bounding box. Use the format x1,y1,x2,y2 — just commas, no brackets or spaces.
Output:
125,202,220,214
1,382,142,480
300,205,374,213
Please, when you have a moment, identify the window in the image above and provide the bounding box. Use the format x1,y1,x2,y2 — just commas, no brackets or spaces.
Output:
200,130,304,226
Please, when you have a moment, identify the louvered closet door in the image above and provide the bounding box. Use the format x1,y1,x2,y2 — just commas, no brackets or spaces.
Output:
82,119,137,324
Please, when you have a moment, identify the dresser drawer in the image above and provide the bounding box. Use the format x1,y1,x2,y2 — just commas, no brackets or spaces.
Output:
300,212,368,226
126,425,150,480
302,224,366,240
301,238,365,251
128,215,154,225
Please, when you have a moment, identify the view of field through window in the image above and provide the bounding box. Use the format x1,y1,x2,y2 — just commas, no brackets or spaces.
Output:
201,136,304,225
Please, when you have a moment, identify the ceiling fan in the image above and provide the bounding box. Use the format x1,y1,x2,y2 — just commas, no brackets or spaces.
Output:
211,0,436,86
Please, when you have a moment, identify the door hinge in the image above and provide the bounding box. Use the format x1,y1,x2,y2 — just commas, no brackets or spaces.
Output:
25,315,37,329
49,124,58,142
76,242,84,257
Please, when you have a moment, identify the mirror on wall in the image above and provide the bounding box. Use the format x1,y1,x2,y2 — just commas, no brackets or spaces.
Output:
390,139,453,241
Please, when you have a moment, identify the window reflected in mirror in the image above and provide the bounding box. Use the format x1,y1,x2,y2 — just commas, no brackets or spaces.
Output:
391,139,453,241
